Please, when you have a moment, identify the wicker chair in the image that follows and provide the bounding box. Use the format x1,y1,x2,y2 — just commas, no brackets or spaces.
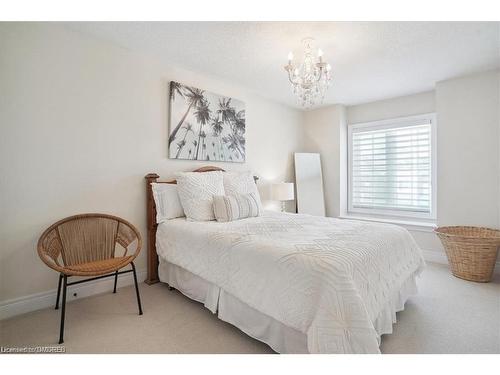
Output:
37,213,143,344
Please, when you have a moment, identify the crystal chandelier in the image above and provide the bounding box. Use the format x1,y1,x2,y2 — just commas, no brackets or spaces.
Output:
284,37,332,108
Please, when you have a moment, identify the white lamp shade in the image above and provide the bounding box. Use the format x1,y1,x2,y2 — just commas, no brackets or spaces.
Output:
270,182,295,201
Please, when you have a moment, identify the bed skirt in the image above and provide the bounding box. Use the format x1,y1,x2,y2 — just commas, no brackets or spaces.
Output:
158,259,421,354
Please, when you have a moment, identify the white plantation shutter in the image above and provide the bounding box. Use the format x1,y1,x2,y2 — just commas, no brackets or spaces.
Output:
348,114,435,218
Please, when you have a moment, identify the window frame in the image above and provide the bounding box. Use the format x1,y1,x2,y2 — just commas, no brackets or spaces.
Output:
347,113,437,222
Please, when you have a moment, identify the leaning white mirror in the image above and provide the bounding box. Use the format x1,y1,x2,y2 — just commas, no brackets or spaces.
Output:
294,152,326,216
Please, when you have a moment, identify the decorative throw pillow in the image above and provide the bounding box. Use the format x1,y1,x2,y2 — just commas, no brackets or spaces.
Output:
223,171,263,210
213,192,262,222
151,183,185,223
176,171,225,221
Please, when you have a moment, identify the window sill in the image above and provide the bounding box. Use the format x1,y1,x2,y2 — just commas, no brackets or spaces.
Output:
338,214,437,232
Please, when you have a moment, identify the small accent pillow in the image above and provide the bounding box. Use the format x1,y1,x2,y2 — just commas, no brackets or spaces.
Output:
213,192,262,222
151,183,185,223
176,171,225,221
223,171,263,210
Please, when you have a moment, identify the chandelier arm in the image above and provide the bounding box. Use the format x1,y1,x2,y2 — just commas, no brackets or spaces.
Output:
287,70,300,85
315,67,324,83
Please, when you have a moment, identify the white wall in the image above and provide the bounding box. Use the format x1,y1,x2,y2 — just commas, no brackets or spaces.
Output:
436,71,500,228
303,72,500,259
347,91,436,124
0,23,304,304
302,105,346,217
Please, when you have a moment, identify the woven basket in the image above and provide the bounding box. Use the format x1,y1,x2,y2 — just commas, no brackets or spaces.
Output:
435,226,500,282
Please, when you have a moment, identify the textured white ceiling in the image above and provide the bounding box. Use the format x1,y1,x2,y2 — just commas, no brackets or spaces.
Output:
65,22,500,109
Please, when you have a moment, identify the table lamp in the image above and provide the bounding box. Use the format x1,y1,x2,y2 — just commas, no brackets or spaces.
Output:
270,182,295,212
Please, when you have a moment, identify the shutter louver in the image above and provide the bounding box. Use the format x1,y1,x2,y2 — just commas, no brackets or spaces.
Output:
350,121,432,214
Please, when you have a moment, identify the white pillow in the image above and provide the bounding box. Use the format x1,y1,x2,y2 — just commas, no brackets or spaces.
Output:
223,171,263,210
176,171,225,221
213,192,262,222
151,183,185,223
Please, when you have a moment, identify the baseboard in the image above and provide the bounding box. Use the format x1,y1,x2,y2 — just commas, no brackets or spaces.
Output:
421,249,500,275
421,249,448,265
0,269,147,321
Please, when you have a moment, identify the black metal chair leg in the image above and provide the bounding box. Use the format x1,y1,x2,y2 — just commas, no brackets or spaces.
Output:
55,274,63,310
131,262,143,315
58,275,67,344
113,271,118,293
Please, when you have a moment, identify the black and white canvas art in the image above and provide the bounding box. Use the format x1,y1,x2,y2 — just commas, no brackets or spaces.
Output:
168,81,246,162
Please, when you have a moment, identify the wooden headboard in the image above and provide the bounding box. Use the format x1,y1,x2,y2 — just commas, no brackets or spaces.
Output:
144,166,258,285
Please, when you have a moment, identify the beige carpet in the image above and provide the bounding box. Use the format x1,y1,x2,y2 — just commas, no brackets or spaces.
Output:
1,262,499,354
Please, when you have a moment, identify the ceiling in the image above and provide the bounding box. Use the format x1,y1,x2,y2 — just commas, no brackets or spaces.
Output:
65,22,500,109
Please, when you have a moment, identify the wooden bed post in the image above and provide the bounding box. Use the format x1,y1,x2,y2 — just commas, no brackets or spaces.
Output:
144,167,237,286
145,173,160,285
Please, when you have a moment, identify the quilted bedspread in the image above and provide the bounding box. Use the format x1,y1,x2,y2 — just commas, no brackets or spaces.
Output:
156,211,425,353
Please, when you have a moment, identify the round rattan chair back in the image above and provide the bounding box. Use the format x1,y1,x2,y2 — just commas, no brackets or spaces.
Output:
37,213,142,276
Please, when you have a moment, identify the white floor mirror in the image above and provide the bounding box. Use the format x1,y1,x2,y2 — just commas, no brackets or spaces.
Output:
294,153,326,216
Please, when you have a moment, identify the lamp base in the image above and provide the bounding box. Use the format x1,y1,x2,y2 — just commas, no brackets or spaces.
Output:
281,201,286,213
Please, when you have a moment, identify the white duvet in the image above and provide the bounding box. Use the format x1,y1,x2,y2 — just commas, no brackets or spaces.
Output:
156,211,425,353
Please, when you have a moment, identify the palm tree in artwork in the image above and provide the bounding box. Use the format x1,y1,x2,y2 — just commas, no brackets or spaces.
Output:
233,110,246,135
169,85,205,145
199,131,207,159
175,123,194,158
217,98,236,127
202,140,207,160
210,115,224,160
192,140,198,159
194,99,211,159
223,132,244,160
216,98,237,160
217,98,246,160
238,134,246,156
232,109,246,154
221,136,230,160
211,116,223,137
170,81,184,102
175,140,186,158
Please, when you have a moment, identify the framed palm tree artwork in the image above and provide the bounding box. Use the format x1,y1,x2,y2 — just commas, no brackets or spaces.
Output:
168,81,246,162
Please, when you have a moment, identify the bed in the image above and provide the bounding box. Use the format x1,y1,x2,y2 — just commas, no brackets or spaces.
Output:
144,167,425,354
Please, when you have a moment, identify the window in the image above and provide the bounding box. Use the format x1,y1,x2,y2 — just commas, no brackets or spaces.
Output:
348,113,436,221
